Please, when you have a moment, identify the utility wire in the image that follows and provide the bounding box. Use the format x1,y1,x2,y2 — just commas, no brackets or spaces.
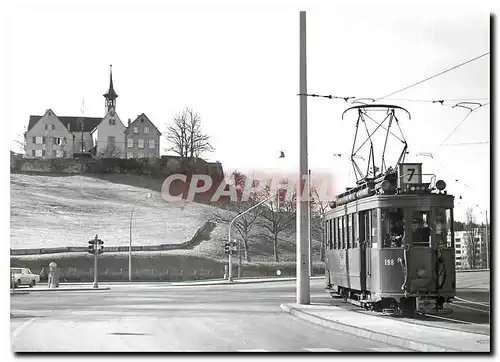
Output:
441,103,490,144
376,52,490,100
439,141,489,146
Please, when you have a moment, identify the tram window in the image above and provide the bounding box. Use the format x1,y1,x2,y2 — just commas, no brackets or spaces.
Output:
381,208,404,248
352,214,358,248
371,209,378,245
411,211,431,246
434,208,449,247
364,212,371,247
338,217,342,249
346,215,350,249
333,219,337,249
328,220,333,249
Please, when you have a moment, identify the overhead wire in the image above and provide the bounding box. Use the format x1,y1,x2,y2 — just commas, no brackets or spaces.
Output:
375,52,490,100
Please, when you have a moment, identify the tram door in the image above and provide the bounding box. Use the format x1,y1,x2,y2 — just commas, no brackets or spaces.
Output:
359,211,371,292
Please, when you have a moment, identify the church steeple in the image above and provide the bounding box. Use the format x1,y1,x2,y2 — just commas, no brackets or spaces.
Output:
103,65,118,115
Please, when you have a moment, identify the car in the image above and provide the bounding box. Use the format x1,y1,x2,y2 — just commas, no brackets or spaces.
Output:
10,268,40,288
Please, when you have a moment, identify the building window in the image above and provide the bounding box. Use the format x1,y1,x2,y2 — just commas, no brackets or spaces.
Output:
45,124,48,130
56,150,63,158
138,151,145,158
138,139,144,148
109,119,116,126
52,125,55,130
148,139,155,148
144,127,149,134
34,136,44,144
127,152,134,159
133,127,139,134
35,149,43,157
127,138,134,148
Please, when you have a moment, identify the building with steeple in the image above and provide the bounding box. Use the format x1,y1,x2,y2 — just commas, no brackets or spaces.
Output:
90,65,127,158
24,65,161,160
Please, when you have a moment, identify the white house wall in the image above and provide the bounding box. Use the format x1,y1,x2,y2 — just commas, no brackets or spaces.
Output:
95,112,126,158
25,111,74,159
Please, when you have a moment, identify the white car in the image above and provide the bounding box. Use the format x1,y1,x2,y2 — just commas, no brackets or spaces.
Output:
10,268,40,288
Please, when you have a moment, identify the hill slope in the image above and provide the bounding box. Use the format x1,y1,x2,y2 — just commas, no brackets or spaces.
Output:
10,174,217,249
10,173,321,263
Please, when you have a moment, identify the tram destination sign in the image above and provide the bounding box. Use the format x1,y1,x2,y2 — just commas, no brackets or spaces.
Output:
398,163,423,190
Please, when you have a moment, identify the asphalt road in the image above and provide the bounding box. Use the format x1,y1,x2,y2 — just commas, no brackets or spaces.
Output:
11,279,412,353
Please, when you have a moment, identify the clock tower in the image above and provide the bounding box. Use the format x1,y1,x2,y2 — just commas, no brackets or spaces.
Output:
103,65,118,115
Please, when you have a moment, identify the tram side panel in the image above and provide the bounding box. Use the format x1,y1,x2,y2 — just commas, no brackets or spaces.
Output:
347,248,362,291
371,248,405,298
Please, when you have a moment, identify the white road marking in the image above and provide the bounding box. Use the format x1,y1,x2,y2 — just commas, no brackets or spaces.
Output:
12,317,37,338
237,349,269,352
303,348,341,352
369,347,409,352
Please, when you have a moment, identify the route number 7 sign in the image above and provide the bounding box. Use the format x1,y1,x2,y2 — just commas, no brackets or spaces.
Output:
398,163,422,189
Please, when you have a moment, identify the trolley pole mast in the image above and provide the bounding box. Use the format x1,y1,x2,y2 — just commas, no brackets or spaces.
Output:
297,10,310,305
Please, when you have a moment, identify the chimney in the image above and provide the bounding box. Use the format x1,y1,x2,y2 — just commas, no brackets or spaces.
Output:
128,118,131,127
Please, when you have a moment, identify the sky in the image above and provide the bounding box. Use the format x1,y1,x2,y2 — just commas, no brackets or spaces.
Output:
3,0,493,222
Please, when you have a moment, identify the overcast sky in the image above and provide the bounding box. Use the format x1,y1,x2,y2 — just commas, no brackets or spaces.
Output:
4,1,492,221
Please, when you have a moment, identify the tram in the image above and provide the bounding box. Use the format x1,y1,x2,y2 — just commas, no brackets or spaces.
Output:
324,104,456,316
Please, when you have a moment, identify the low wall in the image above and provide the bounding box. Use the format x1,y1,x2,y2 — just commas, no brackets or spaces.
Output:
10,221,217,256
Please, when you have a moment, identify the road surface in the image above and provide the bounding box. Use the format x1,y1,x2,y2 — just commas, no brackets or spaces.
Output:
12,279,411,352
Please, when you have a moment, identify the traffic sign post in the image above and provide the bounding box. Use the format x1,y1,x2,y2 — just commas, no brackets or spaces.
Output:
88,234,104,288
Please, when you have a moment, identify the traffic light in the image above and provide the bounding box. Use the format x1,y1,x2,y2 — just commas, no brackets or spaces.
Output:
88,237,104,255
88,239,96,255
224,242,230,254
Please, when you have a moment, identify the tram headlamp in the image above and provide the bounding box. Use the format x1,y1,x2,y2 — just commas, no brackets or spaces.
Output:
436,180,446,191
381,180,392,192
410,186,416,191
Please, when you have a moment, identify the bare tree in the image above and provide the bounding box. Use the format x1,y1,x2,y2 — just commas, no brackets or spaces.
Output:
465,208,480,269
206,171,260,262
257,181,296,262
98,143,121,158
165,108,214,169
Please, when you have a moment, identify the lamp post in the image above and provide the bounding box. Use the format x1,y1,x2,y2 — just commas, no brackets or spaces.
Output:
129,192,152,282
230,152,286,281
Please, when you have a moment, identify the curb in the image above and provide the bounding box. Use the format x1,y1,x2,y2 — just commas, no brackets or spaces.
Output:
280,304,458,352
170,276,324,286
14,287,112,292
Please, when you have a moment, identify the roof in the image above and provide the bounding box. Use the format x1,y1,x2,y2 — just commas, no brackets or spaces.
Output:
126,113,162,135
28,115,103,132
103,65,118,100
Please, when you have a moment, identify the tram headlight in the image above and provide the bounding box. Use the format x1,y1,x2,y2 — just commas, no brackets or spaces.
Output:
436,180,446,191
381,180,392,192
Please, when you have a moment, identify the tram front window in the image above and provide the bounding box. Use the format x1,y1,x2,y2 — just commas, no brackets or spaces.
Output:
435,208,450,247
382,208,404,248
411,211,431,246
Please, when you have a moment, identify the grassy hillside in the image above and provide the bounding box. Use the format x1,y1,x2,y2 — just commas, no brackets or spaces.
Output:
10,173,322,264
10,174,217,249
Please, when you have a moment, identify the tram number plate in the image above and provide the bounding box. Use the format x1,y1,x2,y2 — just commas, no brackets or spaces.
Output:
384,258,395,266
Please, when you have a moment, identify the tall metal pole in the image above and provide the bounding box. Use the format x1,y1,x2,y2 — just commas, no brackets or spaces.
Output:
228,253,233,282
297,11,310,305
129,205,135,282
485,210,489,269
308,169,312,276
238,238,242,278
93,234,99,289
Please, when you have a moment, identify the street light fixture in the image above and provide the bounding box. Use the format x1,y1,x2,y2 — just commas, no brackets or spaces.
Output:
129,192,152,282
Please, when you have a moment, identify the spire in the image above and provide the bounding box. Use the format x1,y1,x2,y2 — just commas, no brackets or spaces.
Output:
103,65,118,100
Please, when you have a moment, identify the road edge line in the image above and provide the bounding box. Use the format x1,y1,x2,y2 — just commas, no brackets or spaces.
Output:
280,304,458,352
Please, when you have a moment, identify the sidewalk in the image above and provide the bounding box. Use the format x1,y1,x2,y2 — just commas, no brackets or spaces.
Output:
280,303,490,352
11,284,111,294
